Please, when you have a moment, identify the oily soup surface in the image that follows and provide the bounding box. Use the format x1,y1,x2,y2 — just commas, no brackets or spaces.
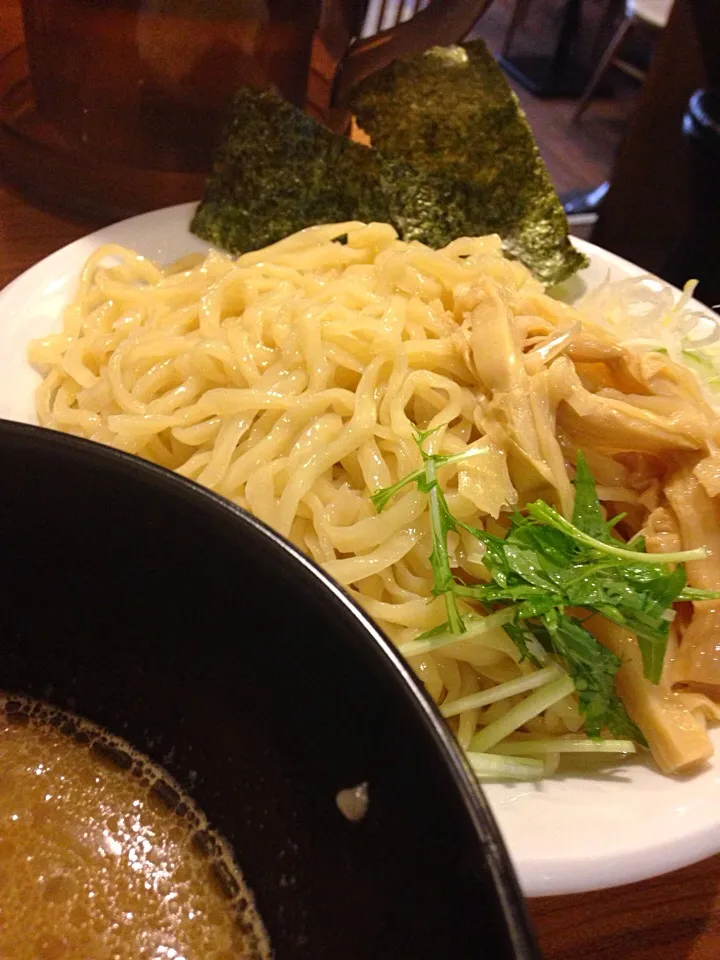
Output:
0,701,268,960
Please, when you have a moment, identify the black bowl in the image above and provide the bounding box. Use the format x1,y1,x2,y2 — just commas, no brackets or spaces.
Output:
0,420,539,959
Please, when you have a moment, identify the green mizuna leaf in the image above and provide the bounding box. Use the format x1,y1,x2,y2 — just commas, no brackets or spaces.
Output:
539,611,643,742
371,434,719,743
525,498,708,566
502,622,543,668
572,451,616,544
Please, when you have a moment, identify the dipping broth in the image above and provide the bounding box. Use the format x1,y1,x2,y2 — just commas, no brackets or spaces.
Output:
0,696,269,960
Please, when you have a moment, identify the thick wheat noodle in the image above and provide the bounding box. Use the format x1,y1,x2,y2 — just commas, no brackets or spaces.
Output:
29,221,720,773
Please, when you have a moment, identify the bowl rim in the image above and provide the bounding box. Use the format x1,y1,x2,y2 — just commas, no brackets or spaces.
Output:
0,416,540,958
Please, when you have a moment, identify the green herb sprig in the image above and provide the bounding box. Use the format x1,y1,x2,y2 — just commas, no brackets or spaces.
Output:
371,430,485,634
372,436,720,742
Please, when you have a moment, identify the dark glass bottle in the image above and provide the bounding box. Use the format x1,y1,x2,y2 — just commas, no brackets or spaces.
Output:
664,88,720,308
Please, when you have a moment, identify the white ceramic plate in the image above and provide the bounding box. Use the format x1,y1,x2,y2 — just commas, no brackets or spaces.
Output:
1,203,719,897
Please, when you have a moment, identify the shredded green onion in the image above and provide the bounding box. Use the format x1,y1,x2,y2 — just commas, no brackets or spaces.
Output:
399,607,516,659
491,738,637,756
469,674,575,753
441,663,563,718
465,751,545,781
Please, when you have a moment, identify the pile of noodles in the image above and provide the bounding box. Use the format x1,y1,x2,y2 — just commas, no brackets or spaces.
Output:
29,221,720,778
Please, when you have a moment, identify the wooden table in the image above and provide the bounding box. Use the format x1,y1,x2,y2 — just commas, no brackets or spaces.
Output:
3,4,720,959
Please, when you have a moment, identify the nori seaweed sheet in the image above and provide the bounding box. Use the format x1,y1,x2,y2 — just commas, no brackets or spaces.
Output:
349,41,586,284
192,41,586,285
191,88,422,252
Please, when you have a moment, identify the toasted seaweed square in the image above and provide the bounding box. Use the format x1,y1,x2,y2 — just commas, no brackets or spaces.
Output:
192,42,586,285
349,41,587,284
